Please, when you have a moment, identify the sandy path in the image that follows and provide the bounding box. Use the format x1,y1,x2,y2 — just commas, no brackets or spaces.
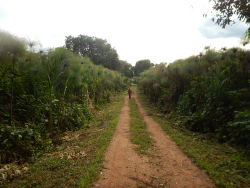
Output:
94,96,157,188
94,95,215,188
134,95,214,188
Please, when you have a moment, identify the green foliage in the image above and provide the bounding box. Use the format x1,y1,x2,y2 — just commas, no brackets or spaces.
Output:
118,60,134,78
139,47,250,148
209,0,250,44
65,35,134,77
139,92,250,188
0,124,51,163
210,0,250,28
134,59,154,76
218,110,250,146
3,94,124,187
65,35,120,71
0,31,127,163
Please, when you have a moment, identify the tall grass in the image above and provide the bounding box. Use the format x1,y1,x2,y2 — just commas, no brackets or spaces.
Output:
0,31,128,163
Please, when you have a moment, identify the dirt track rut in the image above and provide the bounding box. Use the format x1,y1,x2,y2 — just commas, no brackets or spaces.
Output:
94,95,214,188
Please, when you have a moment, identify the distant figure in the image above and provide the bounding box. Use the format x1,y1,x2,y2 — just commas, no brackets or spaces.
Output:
128,88,132,99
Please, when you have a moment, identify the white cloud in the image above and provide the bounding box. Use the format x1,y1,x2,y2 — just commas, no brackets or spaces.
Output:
0,0,249,65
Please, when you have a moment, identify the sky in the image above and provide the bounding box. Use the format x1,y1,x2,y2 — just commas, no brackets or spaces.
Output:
0,0,249,65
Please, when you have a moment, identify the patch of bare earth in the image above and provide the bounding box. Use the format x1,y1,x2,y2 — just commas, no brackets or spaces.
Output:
94,96,215,188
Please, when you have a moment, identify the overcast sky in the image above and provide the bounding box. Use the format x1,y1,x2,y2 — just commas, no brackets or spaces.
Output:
0,0,249,65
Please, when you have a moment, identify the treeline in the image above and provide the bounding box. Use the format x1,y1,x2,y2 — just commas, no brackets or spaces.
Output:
0,31,128,163
139,47,250,148
65,35,134,77
65,35,154,78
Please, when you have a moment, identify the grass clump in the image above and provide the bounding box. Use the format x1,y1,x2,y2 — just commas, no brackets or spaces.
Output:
129,98,152,155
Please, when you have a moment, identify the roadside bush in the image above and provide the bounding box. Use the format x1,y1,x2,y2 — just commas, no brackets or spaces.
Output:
139,48,250,147
0,124,50,163
0,31,128,163
217,110,250,148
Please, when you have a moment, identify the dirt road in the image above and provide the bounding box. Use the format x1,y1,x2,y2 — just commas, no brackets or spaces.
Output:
94,95,214,188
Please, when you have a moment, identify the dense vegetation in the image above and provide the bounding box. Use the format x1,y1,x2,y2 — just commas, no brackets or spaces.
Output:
0,31,128,163
2,94,124,187
139,93,250,188
139,47,250,149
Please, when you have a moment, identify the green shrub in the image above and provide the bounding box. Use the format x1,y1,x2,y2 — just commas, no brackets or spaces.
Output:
139,48,250,147
217,110,250,148
0,31,128,163
0,124,51,163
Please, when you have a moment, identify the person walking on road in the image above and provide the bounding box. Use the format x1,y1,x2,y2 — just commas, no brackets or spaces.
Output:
128,88,132,99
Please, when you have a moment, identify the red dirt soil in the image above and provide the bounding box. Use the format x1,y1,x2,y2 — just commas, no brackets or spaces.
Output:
93,95,215,188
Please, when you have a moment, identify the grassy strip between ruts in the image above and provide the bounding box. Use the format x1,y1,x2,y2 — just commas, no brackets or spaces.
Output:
129,98,152,155
137,91,250,188
2,93,125,188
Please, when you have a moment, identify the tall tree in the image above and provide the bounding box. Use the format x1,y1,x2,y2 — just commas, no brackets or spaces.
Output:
134,59,154,76
65,35,120,70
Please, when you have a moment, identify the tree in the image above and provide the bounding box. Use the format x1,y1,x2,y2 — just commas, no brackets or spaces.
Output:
134,59,154,76
118,60,134,77
65,35,120,70
209,0,250,44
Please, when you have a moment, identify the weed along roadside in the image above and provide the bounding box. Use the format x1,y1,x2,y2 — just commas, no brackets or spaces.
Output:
137,90,250,188
1,94,125,188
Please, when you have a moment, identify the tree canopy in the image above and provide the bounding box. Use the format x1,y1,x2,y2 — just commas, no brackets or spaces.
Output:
211,0,250,27
65,35,120,71
210,0,250,43
134,59,154,76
